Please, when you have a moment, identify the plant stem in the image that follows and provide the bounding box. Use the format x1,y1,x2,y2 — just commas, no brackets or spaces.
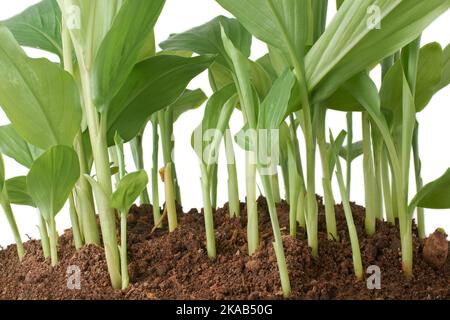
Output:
246,151,259,255
225,128,240,218
151,117,161,225
164,162,178,232
260,173,291,298
0,191,25,261
316,106,338,240
287,144,300,237
38,210,50,259
62,19,100,246
210,164,218,210
69,193,83,250
381,147,394,224
48,217,58,267
281,159,290,203
334,153,363,280
120,209,129,289
362,113,376,235
413,123,425,239
79,64,121,290
130,133,151,204
200,164,217,258
346,112,353,198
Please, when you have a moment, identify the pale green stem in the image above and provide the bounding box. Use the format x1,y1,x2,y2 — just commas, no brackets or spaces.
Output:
165,162,178,232
260,173,291,298
272,173,281,204
210,164,218,210
381,147,395,224
38,210,50,259
0,191,24,261
334,155,364,280
287,144,299,237
48,217,58,267
362,113,376,235
151,118,161,225
120,209,129,290
131,133,151,205
225,129,240,218
413,123,425,239
69,193,83,250
200,164,217,259
246,152,259,256
79,63,121,290
346,112,353,198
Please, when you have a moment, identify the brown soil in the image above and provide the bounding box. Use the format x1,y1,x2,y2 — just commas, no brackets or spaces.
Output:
0,197,449,300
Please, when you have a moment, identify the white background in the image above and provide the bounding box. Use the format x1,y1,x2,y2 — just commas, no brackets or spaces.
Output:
1,0,450,248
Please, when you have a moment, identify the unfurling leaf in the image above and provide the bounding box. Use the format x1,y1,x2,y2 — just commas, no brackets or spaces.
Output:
111,170,148,211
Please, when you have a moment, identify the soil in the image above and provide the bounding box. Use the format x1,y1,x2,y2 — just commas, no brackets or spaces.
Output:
0,197,449,300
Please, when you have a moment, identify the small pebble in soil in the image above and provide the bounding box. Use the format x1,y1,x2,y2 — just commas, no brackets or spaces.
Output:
423,229,449,269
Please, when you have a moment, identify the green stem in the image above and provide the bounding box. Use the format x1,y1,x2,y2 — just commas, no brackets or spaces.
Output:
334,152,364,280
131,133,151,204
413,123,425,239
381,147,395,224
260,173,291,298
0,191,25,261
271,173,281,204
287,144,300,237
362,113,376,235
281,159,290,203
75,133,100,246
296,181,307,229
69,193,83,250
316,107,338,240
246,152,259,256
225,128,240,218
346,112,353,198
210,164,218,210
200,164,217,259
38,210,50,259
120,209,129,290
165,162,178,232
48,217,58,267
79,64,121,290
372,131,384,221
151,117,161,225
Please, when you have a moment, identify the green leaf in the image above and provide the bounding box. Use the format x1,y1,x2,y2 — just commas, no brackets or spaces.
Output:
339,141,364,162
0,125,42,168
92,0,166,107
208,62,234,92
160,16,251,68
111,170,148,211
381,43,444,113
410,168,450,210
307,0,450,101
2,0,62,57
58,0,122,70
192,84,237,163
324,85,365,112
216,0,309,65
27,145,80,221
437,44,450,91
0,26,82,150
172,89,207,122
258,69,296,130
5,176,35,207
107,54,213,145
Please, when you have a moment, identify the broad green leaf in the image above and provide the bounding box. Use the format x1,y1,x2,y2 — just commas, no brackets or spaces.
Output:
58,0,123,70
381,43,443,113
436,44,450,92
192,84,237,163
0,125,42,168
27,145,80,221
324,85,365,112
249,59,273,99
258,69,296,130
160,16,251,68
111,170,148,211
172,89,207,122
5,176,35,207
208,62,234,92
216,0,309,65
307,0,450,101
410,168,450,210
107,54,213,145
0,154,5,192
2,0,62,57
256,54,278,82
0,26,82,150
92,0,166,107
